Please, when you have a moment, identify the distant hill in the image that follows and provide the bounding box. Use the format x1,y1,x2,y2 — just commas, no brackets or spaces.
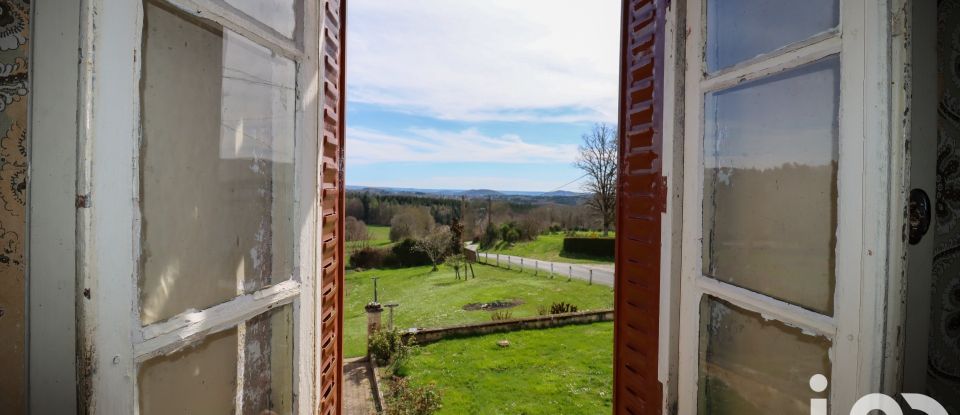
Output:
345,185,586,201
541,190,582,197
461,189,503,197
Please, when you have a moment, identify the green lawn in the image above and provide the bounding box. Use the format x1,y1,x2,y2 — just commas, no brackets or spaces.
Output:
481,233,614,265
347,225,392,251
400,322,613,414
344,264,614,357
346,225,391,264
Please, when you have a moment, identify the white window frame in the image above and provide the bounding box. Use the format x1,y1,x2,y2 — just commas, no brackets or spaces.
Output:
674,0,902,413
76,0,322,413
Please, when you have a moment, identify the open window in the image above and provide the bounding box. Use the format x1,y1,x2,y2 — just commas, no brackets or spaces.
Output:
73,0,345,412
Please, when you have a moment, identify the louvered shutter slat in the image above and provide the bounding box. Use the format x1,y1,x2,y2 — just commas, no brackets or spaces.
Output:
615,0,666,413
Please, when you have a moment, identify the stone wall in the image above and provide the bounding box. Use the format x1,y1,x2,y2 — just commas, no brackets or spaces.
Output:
402,309,613,345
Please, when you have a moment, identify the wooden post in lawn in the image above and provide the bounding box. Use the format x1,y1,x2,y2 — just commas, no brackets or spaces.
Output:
497,254,500,267
520,258,524,272
568,265,572,282
589,269,593,285
535,261,538,276
507,256,510,270
550,263,554,279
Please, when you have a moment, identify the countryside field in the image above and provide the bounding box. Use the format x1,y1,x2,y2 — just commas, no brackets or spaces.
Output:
481,232,614,265
400,322,614,414
343,263,614,357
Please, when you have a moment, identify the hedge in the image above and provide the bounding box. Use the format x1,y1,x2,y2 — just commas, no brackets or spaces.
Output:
562,237,615,259
349,238,435,269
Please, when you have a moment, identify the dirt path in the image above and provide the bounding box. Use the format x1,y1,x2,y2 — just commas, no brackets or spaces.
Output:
343,357,378,415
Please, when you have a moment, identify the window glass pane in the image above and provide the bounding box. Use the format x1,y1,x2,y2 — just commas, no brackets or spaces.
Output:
702,56,839,315
225,0,300,39
698,297,831,415
242,305,295,415
138,328,239,415
140,1,296,325
706,0,838,72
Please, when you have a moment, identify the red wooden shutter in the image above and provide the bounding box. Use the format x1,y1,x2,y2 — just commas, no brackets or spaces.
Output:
320,0,346,413
614,0,666,413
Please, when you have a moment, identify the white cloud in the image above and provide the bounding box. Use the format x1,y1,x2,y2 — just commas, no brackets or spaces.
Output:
347,126,578,165
347,0,622,123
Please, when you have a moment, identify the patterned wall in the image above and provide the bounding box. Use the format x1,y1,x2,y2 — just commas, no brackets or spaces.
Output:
0,0,29,412
931,0,960,411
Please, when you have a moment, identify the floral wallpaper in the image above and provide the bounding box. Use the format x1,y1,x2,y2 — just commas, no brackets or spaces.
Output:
931,0,960,411
0,0,29,412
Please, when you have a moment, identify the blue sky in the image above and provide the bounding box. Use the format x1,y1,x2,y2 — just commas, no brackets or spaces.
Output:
345,1,622,192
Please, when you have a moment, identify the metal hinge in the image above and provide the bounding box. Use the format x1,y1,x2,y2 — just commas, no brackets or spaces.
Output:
659,175,668,213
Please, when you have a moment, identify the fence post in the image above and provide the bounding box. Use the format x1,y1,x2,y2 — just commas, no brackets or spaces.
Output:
535,261,538,276
520,258,524,272
497,254,500,267
507,256,510,270
568,265,572,282
589,269,593,285
550,263,554,279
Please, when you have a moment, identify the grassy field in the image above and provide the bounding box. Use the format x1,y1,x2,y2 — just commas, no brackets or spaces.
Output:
347,225,392,250
346,225,391,264
481,233,614,265
344,263,614,357
400,322,613,414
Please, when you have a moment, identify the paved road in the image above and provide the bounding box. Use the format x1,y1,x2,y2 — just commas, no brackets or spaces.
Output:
466,245,614,287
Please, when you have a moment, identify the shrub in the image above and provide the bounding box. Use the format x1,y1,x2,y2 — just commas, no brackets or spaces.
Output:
562,237,615,259
384,377,442,415
490,310,513,321
391,239,434,267
550,302,579,314
537,305,549,316
369,327,416,368
480,222,499,249
349,247,390,269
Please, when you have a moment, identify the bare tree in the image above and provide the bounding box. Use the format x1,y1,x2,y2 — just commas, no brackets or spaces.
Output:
574,123,618,236
345,216,371,253
413,225,452,271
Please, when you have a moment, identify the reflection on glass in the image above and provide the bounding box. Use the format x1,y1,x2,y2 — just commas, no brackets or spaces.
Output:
140,1,296,325
702,56,839,315
225,0,299,39
706,0,838,72
242,305,295,415
138,328,239,415
698,297,831,415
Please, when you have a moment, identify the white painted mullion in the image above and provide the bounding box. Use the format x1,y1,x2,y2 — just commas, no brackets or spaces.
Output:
695,277,837,337
676,0,705,412
76,0,144,412
658,0,685,412
830,0,870,411
857,0,900,399
294,0,321,411
700,33,841,93
134,280,300,361
160,0,302,60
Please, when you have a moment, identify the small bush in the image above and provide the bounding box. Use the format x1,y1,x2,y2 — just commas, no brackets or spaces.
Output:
550,302,579,314
537,305,549,316
490,310,513,321
562,237,615,258
384,377,442,415
369,328,416,368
